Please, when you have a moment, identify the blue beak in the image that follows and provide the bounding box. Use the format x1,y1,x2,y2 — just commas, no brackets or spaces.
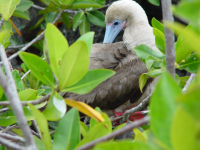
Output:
103,20,126,44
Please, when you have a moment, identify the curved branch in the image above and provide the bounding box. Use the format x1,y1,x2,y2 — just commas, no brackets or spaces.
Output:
75,116,149,150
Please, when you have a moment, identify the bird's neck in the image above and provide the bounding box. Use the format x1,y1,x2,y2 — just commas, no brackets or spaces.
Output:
123,21,156,51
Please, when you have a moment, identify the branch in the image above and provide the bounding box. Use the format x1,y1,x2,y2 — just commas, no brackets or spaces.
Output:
0,10,63,65
0,45,37,149
75,116,149,150
161,0,175,77
0,107,9,113
0,93,50,106
7,44,26,49
0,137,25,150
0,133,25,143
122,94,151,122
182,73,196,92
0,18,4,29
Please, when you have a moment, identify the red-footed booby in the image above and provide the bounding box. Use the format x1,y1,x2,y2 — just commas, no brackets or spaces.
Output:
64,0,159,116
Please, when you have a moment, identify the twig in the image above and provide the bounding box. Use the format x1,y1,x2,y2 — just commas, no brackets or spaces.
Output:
21,70,31,80
182,73,196,92
0,10,63,65
0,18,4,29
0,125,18,134
0,137,25,150
0,133,25,143
0,45,37,149
7,44,26,49
122,94,151,122
161,0,175,77
32,120,41,138
0,107,9,113
0,94,50,106
75,116,149,150
32,4,45,10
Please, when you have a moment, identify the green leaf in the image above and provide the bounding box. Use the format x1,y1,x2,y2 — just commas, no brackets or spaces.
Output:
68,0,102,9
13,10,30,20
139,74,148,93
150,72,182,148
73,12,84,31
87,11,106,27
77,32,94,54
179,76,189,87
134,44,165,63
175,36,192,63
19,52,55,88
45,12,58,23
76,119,112,148
93,0,105,6
179,53,200,73
61,69,115,94
80,121,89,137
52,108,80,150
16,0,33,11
172,1,200,25
151,17,164,33
148,0,160,6
0,0,20,21
37,89,46,96
94,141,160,150
43,92,66,121
145,56,156,70
59,41,89,88
0,107,34,126
28,104,52,150
12,70,23,91
79,14,90,36
19,89,37,101
40,0,51,5
166,22,200,57
38,2,60,14
153,28,165,53
0,86,4,99
34,136,46,150
44,23,69,78
90,107,102,129
59,0,75,5
171,107,200,150
177,87,200,121
61,13,71,30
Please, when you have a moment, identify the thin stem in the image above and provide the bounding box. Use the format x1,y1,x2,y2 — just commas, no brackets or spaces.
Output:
182,73,196,92
0,10,63,65
0,94,50,106
75,116,149,150
0,45,37,149
0,133,25,143
161,0,175,77
0,18,4,29
0,137,25,150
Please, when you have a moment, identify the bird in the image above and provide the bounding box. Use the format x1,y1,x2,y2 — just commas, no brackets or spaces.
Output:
64,0,160,116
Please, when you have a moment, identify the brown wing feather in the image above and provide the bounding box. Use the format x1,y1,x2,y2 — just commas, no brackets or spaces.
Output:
63,42,152,110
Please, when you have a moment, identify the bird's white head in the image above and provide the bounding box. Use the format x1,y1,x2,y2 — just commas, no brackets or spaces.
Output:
103,0,149,44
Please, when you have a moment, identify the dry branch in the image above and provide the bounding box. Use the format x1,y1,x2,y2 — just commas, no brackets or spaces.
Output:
0,45,37,149
161,0,175,77
0,133,25,143
75,116,149,150
0,137,25,150
0,94,50,106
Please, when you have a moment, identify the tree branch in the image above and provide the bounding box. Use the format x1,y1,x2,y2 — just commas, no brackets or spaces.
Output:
182,73,196,92
0,93,50,106
161,0,175,77
0,10,63,65
0,133,25,143
0,137,25,150
75,116,149,150
0,45,37,149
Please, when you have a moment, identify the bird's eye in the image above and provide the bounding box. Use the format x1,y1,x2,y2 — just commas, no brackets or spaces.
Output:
114,21,119,25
